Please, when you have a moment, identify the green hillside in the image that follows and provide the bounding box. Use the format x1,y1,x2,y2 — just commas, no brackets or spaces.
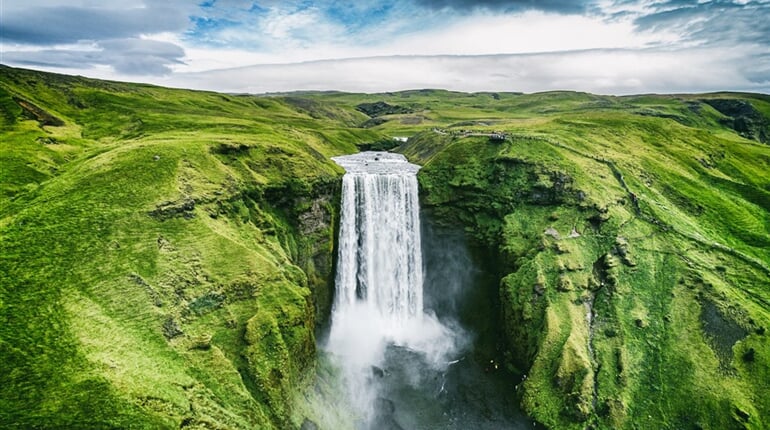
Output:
1,65,769,429
0,65,372,429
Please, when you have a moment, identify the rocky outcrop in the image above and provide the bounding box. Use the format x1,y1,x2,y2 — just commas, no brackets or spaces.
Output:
261,177,341,327
356,101,413,117
13,96,65,126
149,198,196,220
703,98,769,143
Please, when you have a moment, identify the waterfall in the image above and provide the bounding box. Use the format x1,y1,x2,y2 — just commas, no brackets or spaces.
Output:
319,152,531,430
326,152,457,427
334,152,423,327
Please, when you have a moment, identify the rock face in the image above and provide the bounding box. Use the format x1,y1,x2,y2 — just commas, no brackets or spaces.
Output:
13,96,65,126
371,398,404,430
299,418,319,430
149,198,196,220
226,177,340,426
279,178,341,327
356,101,413,117
703,98,769,143
162,317,184,339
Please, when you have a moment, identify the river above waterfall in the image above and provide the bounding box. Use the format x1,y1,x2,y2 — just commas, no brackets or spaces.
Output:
323,151,534,430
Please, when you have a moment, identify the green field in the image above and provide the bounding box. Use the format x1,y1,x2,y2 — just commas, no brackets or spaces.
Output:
1,65,769,429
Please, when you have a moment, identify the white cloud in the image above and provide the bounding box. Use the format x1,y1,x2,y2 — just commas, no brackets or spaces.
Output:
381,11,679,56
162,9,680,68
149,48,765,95
261,8,322,40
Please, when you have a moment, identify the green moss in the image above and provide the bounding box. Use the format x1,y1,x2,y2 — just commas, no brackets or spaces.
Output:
405,99,770,428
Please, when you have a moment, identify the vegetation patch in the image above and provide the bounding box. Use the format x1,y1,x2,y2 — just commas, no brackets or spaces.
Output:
700,299,748,370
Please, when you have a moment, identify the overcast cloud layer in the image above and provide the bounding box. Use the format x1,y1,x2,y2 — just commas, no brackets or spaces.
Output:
1,0,769,94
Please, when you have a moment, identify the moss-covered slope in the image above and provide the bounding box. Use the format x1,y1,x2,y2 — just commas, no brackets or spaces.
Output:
0,65,381,429
395,94,770,429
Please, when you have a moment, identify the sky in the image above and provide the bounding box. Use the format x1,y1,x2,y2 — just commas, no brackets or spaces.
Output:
1,0,769,94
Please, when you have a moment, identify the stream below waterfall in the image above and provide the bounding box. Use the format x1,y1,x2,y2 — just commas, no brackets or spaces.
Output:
322,151,534,430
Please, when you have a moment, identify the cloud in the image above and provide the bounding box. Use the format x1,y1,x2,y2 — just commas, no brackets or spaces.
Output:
386,12,670,56
101,39,186,74
2,5,189,45
1,1,192,75
413,0,596,13
3,39,185,75
184,0,410,50
163,48,768,94
176,8,673,66
633,0,770,46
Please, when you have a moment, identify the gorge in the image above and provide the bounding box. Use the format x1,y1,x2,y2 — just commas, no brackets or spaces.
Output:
322,151,532,429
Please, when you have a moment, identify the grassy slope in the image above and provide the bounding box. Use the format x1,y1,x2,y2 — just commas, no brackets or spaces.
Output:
0,66,385,429
300,88,770,428
366,90,769,429
2,66,769,429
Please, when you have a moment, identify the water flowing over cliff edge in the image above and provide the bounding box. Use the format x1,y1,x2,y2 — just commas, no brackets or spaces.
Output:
324,152,532,429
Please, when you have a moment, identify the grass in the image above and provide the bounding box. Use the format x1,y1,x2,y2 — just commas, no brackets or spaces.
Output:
2,64,769,429
405,102,770,428
394,93,770,429
0,65,353,429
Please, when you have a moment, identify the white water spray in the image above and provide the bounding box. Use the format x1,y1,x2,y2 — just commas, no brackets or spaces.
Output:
326,152,458,426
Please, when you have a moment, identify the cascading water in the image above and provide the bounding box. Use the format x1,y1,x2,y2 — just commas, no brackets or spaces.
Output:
327,152,457,428
334,151,424,326
324,151,533,430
